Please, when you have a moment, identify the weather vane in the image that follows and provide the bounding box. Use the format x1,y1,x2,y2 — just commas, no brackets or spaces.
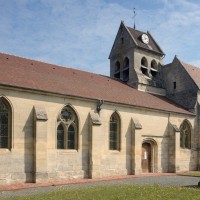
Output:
133,8,137,29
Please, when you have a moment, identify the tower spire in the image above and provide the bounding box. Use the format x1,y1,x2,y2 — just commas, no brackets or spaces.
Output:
133,8,137,29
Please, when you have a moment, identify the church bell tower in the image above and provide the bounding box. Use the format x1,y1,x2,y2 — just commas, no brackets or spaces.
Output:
109,21,166,96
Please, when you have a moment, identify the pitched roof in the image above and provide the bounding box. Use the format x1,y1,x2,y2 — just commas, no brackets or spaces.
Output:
180,59,200,88
126,26,164,55
0,53,193,115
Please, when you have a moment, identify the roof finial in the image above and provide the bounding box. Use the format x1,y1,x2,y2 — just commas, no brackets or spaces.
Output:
133,8,137,29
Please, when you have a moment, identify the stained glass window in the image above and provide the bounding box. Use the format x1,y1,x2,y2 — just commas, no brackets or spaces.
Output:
180,120,191,149
0,100,9,148
57,124,64,149
57,106,78,150
68,125,75,149
109,112,120,150
60,108,74,122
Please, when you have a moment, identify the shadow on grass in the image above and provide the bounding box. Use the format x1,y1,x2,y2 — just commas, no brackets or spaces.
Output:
182,185,200,189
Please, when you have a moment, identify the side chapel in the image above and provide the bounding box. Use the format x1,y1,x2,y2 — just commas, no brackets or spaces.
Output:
0,21,199,183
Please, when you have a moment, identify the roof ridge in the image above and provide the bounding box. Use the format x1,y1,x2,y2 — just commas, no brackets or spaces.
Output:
0,51,59,66
178,58,200,89
0,52,102,77
0,51,193,116
180,59,200,69
147,31,165,55
126,26,146,33
124,26,139,46
126,26,164,55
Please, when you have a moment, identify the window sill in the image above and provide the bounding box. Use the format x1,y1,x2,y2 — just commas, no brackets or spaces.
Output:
109,150,121,154
180,147,191,151
0,148,11,154
57,149,78,154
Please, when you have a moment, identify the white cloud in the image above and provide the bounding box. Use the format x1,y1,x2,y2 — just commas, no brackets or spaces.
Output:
140,0,200,65
0,0,199,75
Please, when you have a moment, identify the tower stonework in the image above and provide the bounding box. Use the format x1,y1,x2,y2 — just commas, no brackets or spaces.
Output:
109,21,166,95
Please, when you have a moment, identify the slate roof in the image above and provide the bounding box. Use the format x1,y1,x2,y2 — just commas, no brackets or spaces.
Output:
0,52,193,115
126,26,165,55
180,60,200,88
109,21,164,59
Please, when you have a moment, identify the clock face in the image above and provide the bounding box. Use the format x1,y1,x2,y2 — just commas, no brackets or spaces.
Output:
141,34,149,44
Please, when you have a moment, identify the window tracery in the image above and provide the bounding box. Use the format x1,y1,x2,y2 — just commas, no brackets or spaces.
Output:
57,106,78,150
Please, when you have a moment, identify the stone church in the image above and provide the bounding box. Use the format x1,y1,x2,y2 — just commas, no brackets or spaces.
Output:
0,21,199,184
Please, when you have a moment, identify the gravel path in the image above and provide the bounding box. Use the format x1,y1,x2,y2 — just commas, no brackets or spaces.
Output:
0,175,199,198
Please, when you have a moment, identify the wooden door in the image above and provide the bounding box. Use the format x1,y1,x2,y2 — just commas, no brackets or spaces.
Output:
142,143,151,173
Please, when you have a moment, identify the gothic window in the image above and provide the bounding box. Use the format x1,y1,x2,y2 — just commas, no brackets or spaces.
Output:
57,124,64,149
109,112,120,150
150,60,158,76
180,120,191,149
123,57,129,82
57,106,78,150
141,57,148,76
114,61,120,79
0,99,11,149
68,124,75,149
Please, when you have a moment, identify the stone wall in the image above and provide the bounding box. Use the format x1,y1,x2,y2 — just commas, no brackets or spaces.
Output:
163,56,198,110
169,115,198,172
0,87,195,183
109,22,136,82
109,22,165,96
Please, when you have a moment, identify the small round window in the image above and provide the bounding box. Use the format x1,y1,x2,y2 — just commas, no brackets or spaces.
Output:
60,107,75,123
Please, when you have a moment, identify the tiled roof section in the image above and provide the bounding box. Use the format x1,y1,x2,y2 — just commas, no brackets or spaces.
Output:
180,60,200,89
127,27,164,55
0,53,193,115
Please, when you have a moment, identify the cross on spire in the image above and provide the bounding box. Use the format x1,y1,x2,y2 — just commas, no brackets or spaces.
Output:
133,8,137,29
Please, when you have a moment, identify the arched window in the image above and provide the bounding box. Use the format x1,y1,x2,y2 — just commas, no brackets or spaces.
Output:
109,112,120,150
68,124,75,149
180,120,191,149
150,60,158,76
57,106,78,150
123,57,129,82
141,57,148,76
115,61,120,72
114,61,120,79
0,98,11,149
57,124,64,149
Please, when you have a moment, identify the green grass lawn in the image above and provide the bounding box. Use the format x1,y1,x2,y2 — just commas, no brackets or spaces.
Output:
177,171,200,177
3,185,200,200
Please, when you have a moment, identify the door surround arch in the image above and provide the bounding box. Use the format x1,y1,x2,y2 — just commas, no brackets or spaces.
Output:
142,139,158,173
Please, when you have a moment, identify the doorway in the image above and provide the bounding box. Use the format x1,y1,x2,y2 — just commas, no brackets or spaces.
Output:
142,142,151,173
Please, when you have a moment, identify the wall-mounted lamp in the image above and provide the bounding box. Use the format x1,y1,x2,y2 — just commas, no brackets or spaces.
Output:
96,99,104,113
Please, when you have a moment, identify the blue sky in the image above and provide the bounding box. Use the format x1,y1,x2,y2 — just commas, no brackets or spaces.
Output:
0,0,199,75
